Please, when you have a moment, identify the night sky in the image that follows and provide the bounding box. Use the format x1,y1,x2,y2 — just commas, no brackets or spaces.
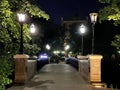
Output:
35,0,104,24
34,0,120,54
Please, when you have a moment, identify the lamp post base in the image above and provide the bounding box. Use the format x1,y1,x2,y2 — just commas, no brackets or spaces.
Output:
13,54,29,85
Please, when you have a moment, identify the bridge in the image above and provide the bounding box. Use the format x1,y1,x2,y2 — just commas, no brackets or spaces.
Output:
7,54,117,90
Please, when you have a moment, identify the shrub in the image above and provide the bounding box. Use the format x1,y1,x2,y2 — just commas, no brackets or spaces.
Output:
24,43,41,56
0,54,14,90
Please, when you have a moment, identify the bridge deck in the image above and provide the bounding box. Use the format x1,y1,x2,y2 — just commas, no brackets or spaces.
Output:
7,63,112,90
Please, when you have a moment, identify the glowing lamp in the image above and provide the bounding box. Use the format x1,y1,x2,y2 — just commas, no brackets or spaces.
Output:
89,13,98,24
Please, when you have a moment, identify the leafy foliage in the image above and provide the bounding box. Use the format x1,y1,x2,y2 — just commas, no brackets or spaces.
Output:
99,0,120,53
99,0,111,3
0,54,14,90
99,0,120,25
0,0,49,89
111,35,120,51
0,0,49,54
21,1,49,20
24,43,41,56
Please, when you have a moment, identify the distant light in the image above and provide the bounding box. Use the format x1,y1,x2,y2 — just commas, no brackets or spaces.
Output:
118,51,120,54
30,24,36,33
37,53,48,61
56,50,60,54
61,51,65,54
40,55,48,59
79,24,86,34
8,51,10,53
65,45,70,50
53,51,56,54
69,51,72,54
46,44,51,50
53,50,60,54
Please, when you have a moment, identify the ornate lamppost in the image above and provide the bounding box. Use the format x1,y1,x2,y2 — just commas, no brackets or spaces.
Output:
79,24,86,55
89,13,98,54
17,12,26,54
14,12,28,84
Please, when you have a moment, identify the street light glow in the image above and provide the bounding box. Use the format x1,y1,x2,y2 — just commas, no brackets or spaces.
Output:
17,12,26,54
53,50,60,54
89,13,98,24
17,13,26,23
79,24,86,55
46,44,51,50
65,45,70,50
30,24,36,34
79,24,86,34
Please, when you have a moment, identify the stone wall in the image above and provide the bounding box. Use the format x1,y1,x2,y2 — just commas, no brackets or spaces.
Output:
78,59,90,82
78,55,104,87
26,60,37,81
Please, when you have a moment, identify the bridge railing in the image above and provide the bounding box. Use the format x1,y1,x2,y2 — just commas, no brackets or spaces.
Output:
26,60,37,81
65,57,79,70
66,55,104,87
13,55,37,84
78,56,90,82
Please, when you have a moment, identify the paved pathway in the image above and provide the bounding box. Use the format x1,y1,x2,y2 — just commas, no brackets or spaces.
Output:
7,63,115,90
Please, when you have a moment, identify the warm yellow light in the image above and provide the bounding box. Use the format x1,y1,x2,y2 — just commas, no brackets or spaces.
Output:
89,13,98,24
53,50,60,54
92,83,105,88
65,45,70,50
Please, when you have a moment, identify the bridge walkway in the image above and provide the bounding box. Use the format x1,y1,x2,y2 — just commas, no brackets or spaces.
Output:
7,63,112,90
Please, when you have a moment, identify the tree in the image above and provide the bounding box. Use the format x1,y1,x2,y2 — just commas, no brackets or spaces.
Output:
99,0,120,25
99,0,120,53
0,54,14,90
111,35,120,51
0,0,49,89
24,43,40,56
0,0,49,54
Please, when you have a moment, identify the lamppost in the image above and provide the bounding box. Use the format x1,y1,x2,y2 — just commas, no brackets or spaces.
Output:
79,24,86,55
89,13,98,54
30,23,36,44
17,13,26,54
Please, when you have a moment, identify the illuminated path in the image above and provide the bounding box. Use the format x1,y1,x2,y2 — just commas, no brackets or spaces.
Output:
7,64,110,90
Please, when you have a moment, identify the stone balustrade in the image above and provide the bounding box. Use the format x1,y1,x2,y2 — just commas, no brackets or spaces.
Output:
14,54,37,84
78,56,90,82
78,55,104,87
26,60,37,81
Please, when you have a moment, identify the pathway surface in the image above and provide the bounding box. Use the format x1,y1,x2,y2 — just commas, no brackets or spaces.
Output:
7,63,115,90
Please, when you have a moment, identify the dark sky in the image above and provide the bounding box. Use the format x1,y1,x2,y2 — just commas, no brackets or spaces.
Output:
35,0,105,24
34,0,120,54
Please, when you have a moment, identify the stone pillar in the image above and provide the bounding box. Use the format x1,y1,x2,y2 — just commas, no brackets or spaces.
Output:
14,54,29,84
89,55,104,87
